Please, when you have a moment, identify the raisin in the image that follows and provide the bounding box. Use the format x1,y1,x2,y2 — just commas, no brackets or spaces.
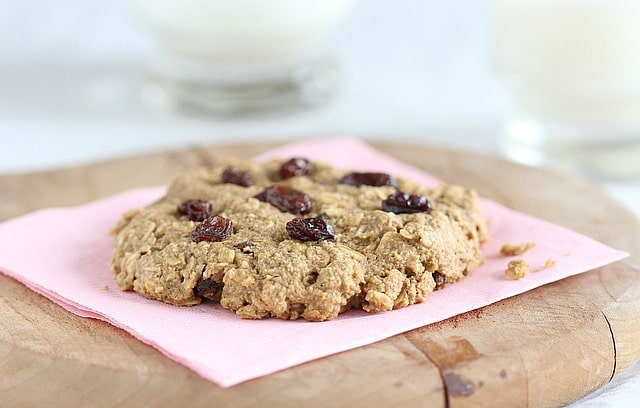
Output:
221,166,253,187
234,240,255,253
177,199,212,221
382,191,432,214
279,157,313,179
286,216,335,242
433,272,448,290
254,185,312,214
191,215,234,242
339,172,397,187
194,278,219,300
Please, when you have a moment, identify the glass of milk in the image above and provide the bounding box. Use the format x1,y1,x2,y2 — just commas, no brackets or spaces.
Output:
129,0,354,115
489,0,640,180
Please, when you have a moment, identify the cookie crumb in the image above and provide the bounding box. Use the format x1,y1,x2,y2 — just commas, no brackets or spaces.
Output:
533,258,557,272
500,240,536,256
505,259,528,280
103,285,110,291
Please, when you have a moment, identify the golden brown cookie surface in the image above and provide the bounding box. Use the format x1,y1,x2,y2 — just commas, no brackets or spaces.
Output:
112,159,487,321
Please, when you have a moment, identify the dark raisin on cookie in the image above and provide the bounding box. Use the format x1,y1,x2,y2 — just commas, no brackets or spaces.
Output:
432,271,448,290
221,166,253,187
279,157,313,179
339,172,398,188
234,240,256,253
254,185,312,214
382,191,432,214
193,278,220,300
286,216,335,242
177,199,213,221
191,215,234,242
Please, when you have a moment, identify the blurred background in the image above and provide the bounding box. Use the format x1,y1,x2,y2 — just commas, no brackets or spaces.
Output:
0,0,509,172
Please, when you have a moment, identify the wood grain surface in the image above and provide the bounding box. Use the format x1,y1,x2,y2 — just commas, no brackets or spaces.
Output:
0,142,639,408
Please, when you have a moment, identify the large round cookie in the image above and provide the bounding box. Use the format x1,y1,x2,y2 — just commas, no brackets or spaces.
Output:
112,159,487,321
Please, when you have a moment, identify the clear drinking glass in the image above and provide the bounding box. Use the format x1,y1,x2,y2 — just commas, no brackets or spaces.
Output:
489,0,640,180
129,0,354,115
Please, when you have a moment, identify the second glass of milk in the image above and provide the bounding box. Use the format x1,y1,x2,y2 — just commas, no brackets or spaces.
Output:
490,0,640,180
130,0,354,115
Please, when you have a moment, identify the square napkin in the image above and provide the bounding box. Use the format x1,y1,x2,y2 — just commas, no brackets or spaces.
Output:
0,139,628,387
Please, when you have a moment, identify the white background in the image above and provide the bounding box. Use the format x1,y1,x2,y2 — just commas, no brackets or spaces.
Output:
0,1,638,405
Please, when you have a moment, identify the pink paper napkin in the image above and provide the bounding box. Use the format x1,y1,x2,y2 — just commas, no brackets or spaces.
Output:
0,139,628,387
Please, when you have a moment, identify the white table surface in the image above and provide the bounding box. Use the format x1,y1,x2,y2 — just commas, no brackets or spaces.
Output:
1,1,638,406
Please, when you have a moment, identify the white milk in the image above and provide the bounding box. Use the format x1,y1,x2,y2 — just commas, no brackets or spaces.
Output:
490,0,640,126
130,0,354,77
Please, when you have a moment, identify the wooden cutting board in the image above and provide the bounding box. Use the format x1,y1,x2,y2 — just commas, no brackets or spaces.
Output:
1,142,639,407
